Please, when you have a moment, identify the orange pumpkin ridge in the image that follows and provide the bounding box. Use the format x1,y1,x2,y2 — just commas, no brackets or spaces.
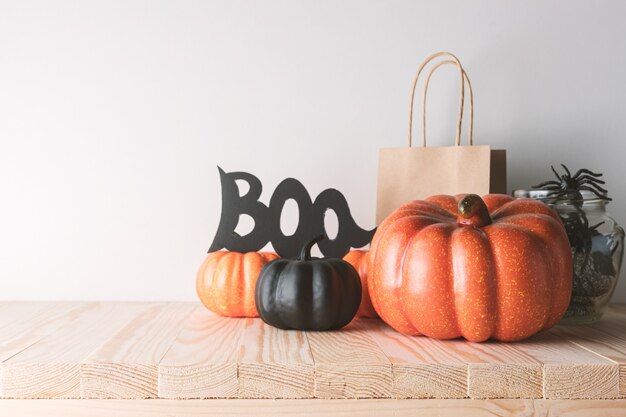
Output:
196,251,279,317
369,194,572,342
343,250,378,318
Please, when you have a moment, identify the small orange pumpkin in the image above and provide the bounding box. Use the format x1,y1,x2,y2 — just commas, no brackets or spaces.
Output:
196,251,279,317
343,250,378,318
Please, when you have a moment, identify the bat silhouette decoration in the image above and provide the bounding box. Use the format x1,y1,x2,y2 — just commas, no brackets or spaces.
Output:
208,167,375,258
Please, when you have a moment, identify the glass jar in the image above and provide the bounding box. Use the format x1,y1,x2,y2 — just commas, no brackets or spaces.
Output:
513,189,624,324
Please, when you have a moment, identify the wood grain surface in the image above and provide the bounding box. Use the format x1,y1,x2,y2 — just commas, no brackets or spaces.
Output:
307,320,393,399
514,331,619,399
1,399,626,417
551,313,626,398
158,307,244,399
0,303,152,398
0,302,87,363
81,302,196,399
362,319,468,399
1,301,626,404
238,317,314,398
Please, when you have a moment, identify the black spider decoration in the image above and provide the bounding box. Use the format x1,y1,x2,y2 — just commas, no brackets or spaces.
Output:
533,164,611,203
533,164,617,278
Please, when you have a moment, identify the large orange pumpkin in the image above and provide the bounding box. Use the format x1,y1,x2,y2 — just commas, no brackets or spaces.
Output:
369,194,572,342
196,251,279,317
343,250,378,318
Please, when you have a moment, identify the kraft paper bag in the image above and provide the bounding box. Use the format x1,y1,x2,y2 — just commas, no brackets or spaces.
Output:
376,52,506,224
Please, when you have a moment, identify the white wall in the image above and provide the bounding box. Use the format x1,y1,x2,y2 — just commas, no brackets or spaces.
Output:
1,0,625,301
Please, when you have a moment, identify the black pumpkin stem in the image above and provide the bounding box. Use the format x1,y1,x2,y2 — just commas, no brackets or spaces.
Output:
299,234,326,261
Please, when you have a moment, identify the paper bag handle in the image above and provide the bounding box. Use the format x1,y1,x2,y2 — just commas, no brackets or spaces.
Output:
422,60,474,146
408,52,474,147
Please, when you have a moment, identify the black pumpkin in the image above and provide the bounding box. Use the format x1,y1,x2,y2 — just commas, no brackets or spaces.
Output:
255,235,362,330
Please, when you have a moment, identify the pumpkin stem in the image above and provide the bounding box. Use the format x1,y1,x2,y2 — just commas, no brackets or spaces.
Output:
299,234,325,261
457,194,492,227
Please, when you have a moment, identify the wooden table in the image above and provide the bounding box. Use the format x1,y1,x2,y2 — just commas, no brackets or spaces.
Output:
1,302,625,416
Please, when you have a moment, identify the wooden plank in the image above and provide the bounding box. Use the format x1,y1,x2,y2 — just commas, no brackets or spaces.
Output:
2,301,626,402
0,398,547,417
0,302,152,399
0,302,50,329
554,313,626,397
609,304,626,316
3,398,626,417
465,343,543,400
514,331,620,399
0,302,86,363
361,319,468,399
238,318,314,399
595,310,626,333
306,320,393,399
158,307,244,399
81,302,196,399
535,398,626,416
363,320,542,399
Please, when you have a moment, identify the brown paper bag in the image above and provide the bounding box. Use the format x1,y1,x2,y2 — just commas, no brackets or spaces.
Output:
376,52,506,224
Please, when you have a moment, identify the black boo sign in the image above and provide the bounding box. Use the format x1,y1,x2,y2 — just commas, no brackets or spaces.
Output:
209,167,376,258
